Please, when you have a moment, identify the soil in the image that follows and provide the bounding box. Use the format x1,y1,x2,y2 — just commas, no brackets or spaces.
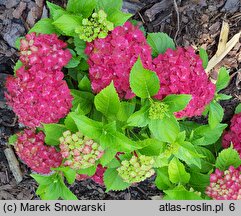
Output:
0,0,241,200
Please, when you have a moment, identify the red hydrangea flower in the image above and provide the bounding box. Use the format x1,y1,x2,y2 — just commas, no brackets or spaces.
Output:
76,164,106,185
5,66,73,128
152,47,215,118
15,129,62,174
20,33,72,70
206,166,241,200
85,21,152,99
222,113,241,157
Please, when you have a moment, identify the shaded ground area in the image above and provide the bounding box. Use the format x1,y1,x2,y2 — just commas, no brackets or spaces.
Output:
0,0,241,199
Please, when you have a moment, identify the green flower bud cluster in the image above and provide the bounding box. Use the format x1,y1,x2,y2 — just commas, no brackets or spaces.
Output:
59,130,104,170
75,10,114,42
149,102,169,120
117,155,155,183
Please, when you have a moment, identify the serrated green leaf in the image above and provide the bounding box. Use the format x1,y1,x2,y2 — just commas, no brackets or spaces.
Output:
67,0,96,18
71,89,94,114
78,76,91,92
96,0,122,11
162,94,192,113
208,101,224,129
8,134,17,145
43,124,67,145
65,56,81,68
217,93,232,101
100,148,118,167
235,103,241,114
52,167,76,184
117,102,135,122
189,172,210,193
199,48,208,69
31,173,54,185
193,123,227,145
107,9,132,26
74,37,87,58
216,67,230,92
77,165,97,176
60,182,78,200
127,102,149,127
138,139,165,156
130,57,160,98
149,115,180,143
104,168,130,192
53,14,83,36
155,167,173,190
64,114,78,133
70,112,103,140
29,18,58,34
147,32,175,57
94,82,120,117
163,185,202,200
215,147,241,170
168,157,190,184
46,1,65,20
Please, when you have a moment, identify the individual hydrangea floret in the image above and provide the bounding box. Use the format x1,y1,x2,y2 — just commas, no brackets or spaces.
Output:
117,155,155,183
14,129,62,174
5,67,73,128
149,101,169,120
75,10,114,42
76,164,106,185
59,130,104,170
20,32,72,70
206,166,241,200
152,47,215,118
222,113,241,157
85,21,152,99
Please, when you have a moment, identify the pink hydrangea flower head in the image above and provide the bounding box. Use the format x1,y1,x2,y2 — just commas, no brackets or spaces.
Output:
5,67,73,128
76,165,106,185
222,113,241,156
152,46,215,118
206,166,241,200
15,129,62,174
20,32,72,70
85,21,152,99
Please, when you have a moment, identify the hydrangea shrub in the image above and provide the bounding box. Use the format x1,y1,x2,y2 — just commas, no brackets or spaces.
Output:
5,0,241,200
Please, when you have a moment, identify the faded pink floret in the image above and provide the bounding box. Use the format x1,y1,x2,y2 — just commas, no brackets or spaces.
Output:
206,166,241,200
222,113,241,159
76,164,106,185
20,32,72,70
85,21,152,99
5,66,73,128
15,129,62,174
152,47,215,118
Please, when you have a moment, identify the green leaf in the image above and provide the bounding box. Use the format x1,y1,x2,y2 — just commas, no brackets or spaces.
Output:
193,123,227,145
189,172,210,193
71,89,94,114
215,67,230,92
78,76,91,92
8,134,17,145
70,112,103,140
138,139,165,156
149,115,180,143
43,124,67,145
216,93,232,101
60,182,78,200
235,103,241,114
127,102,149,127
53,14,83,36
104,168,131,192
67,0,96,18
46,1,65,20
163,185,202,200
147,32,175,57
215,147,241,170
52,167,76,184
96,0,122,11
77,165,97,176
65,56,81,68
155,167,173,190
107,9,132,26
14,60,23,75
29,18,58,34
74,37,87,58
162,94,192,113
106,158,121,168
199,48,208,69
31,174,54,185
15,37,24,50
94,82,120,117
64,114,78,133
208,101,224,129
100,148,118,167
117,102,135,122
168,157,190,184
129,57,160,98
